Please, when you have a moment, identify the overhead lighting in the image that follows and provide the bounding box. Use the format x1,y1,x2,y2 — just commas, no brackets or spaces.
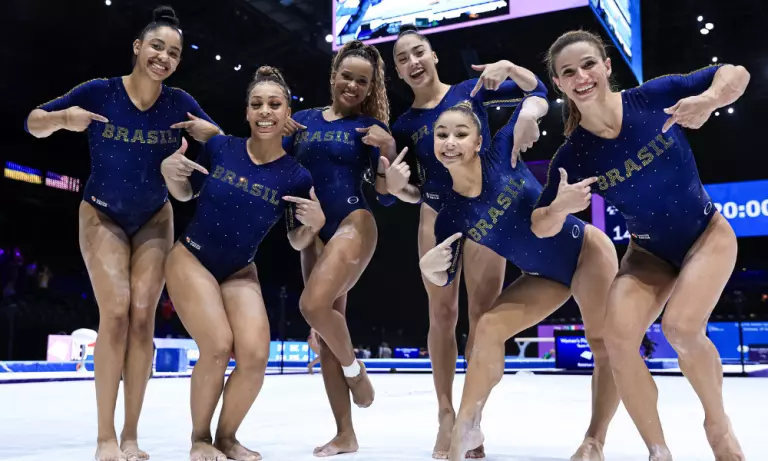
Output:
191,44,199,50
697,15,703,22
542,131,547,136
556,98,562,104
705,23,714,30
700,28,710,35
299,97,304,102
325,34,333,43
715,111,720,116
234,64,241,71
215,55,221,61
105,0,112,5
727,107,734,114
712,57,718,63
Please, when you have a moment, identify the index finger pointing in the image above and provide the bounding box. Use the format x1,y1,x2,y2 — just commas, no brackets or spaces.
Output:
181,157,209,175
282,195,312,205
470,78,484,98
392,146,408,165
89,112,109,123
171,121,194,129
575,176,599,188
439,232,463,248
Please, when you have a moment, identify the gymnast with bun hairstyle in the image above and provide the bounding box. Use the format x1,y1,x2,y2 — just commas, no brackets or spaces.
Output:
25,6,220,460
162,66,321,461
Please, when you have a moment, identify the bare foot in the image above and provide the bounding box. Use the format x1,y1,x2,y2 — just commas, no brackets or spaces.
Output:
121,439,149,460
313,432,359,457
466,444,485,459
705,417,745,461
448,419,485,461
432,411,455,459
344,361,374,408
95,439,127,461
214,437,262,461
648,445,673,461
190,440,227,461
570,437,604,461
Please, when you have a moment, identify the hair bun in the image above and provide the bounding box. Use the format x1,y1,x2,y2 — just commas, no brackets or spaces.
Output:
152,5,180,27
255,65,284,81
398,24,419,36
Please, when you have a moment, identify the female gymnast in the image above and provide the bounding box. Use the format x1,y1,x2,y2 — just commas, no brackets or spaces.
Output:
24,6,220,461
161,66,322,461
417,97,620,461
532,30,750,460
281,39,394,457
388,25,548,458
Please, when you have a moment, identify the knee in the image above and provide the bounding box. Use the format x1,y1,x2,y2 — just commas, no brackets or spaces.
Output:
98,291,131,339
603,324,641,358
299,294,327,324
200,333,235,367
475,312,504,342
428,300,458,331
662,316,706,353
128,301,156,338
585,333,609,363
234,343,269,375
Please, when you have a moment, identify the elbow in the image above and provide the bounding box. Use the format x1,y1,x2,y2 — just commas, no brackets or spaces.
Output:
735,65,751,90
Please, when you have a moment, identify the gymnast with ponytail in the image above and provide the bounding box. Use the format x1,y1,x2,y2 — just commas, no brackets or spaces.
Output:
25,6,220,460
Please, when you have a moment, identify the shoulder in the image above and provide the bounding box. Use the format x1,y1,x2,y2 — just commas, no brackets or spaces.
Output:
206,134,239,152
167,86,203,107
358,114,388,131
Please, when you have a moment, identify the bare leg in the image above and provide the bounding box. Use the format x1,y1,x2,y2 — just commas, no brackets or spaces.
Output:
603,245,677,460
302,240,359,458
417,204,463,459
79,202,132,461
308,356,321,374
460,241,506,459
121,203,174,461
299,210,377,407
165,244,231,461
213,265,270,461
448,276,572,461
569,226,621,461
661,214,743,461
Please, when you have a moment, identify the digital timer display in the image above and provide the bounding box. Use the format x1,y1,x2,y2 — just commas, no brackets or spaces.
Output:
593,179,768,241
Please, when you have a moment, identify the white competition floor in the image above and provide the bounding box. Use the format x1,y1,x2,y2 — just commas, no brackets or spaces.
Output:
0,373,765,460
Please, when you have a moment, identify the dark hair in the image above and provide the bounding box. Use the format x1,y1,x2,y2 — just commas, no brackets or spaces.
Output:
138,6,183,43
133,6,183,67
546,30,608,136
247,66,292,102
437,101,482,134
393,24,432,56
331,40,390,124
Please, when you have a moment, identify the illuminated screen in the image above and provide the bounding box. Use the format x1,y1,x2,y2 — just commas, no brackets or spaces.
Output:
4,161,42,185
593,179,768,241
46,172,81,192
589,0,643,83
333,0,589,50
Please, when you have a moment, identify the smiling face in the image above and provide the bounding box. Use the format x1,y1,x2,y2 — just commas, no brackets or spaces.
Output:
132,26,182,81
331,56,374,112
393,33,439,89
552,41,613,106
433,110,482,169
246,82,290,140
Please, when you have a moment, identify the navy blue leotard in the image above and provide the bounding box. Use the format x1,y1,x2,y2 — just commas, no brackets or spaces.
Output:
536,65,723,269
182,135,313,282
283,108,393,243
435,96,585,287
26,77,217,236
392,77,547,211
